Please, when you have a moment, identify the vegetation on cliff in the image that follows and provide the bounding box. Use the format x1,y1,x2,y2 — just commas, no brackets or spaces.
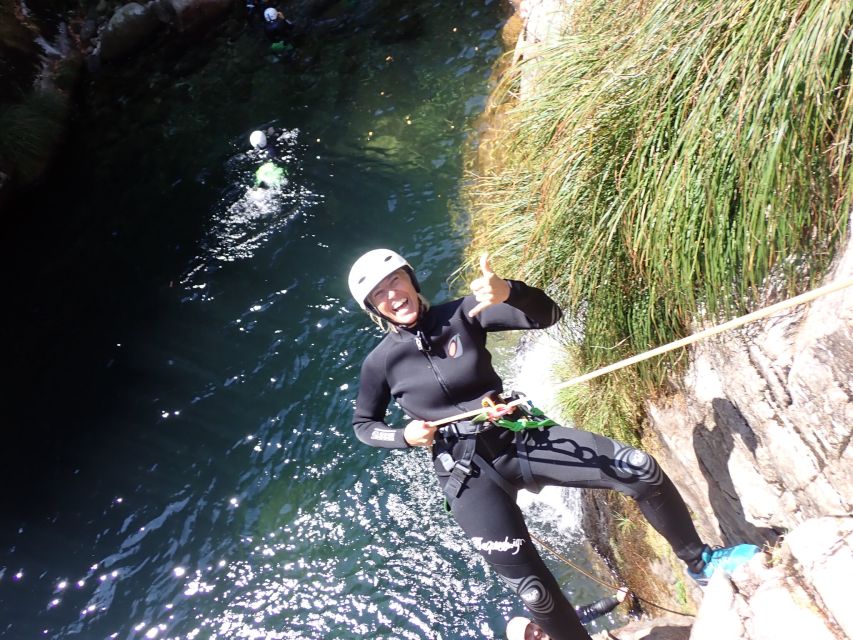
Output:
0,0,79,195
466,0,852,442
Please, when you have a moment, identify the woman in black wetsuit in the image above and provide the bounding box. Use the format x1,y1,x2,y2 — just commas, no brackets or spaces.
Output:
348,249,759,640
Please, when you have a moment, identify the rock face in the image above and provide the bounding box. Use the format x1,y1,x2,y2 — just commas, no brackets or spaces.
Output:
508,3,853,638
592,516,852,640
598,615,692,640
646,224,853,550
784,517,853,638
511,2,853,553
99,2,161,61
512,0,575,99
166,0,233,31
637,225,852,638
688,516,852,640
98,0,232,62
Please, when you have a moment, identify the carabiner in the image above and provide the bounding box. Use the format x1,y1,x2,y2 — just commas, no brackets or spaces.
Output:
481,397,511,420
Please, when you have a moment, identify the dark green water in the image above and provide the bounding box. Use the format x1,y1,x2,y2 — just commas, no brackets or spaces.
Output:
2,3,618,638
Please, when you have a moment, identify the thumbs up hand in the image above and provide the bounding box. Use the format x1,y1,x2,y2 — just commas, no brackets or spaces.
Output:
468,253,511,318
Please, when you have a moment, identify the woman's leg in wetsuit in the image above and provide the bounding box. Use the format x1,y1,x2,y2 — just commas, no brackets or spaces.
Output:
436,470,593,640
502,424,706,567
435,423,705,638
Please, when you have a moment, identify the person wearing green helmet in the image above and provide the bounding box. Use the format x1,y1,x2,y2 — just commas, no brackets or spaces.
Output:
348,249,761,639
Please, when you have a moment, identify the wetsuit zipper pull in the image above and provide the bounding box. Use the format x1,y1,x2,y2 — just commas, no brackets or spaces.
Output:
415,330,431,353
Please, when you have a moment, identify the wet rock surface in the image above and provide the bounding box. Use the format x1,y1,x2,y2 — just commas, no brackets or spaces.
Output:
99,2,161,60
165,0,233,32
596,516,853,639
647,225,852,549
598,615,692,640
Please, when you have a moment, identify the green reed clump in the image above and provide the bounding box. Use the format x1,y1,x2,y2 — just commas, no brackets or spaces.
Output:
551,348,646,446
467,0,852,439
0,90,67,187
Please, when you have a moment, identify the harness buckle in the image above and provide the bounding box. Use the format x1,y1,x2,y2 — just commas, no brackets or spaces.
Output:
446,458,474,498
451,459,473,477
438,423,459,440
437,452,455,472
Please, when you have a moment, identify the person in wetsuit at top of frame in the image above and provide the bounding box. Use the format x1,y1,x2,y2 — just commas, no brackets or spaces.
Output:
348,248,762,640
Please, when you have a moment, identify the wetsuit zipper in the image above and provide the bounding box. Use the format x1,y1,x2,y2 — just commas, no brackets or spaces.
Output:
414,336,468,413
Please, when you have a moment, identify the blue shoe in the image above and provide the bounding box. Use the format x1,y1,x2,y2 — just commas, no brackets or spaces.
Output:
688,544,761,586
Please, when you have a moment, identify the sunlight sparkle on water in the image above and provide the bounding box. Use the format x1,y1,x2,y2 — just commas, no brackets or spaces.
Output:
6,8,518,638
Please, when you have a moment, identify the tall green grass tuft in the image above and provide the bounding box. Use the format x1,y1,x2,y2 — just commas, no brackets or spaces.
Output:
467,0,852,440
0,90,68,188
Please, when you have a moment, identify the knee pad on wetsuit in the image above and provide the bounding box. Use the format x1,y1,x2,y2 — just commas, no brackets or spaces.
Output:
497,574,556,615
612,445,663,487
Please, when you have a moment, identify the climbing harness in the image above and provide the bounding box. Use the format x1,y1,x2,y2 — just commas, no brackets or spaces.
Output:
435,398,698,617
436,419,516,512
436,393,553,512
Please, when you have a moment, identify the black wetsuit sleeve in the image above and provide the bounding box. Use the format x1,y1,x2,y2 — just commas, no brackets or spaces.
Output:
471,279,562,330
352,350,410,449
575,596,621,624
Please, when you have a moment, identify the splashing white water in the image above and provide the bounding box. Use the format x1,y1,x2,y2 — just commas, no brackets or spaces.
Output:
504,331,584,538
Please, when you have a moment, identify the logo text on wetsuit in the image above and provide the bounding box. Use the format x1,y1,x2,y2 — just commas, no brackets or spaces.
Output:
471,536,525,555
370,429,396,442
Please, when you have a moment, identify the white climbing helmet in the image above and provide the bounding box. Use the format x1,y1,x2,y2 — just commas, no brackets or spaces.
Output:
249,130,267,149
264,7,278,22
348,249,417,310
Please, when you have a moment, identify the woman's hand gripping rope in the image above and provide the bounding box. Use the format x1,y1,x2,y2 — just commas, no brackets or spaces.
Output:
402,399,521,446
404,420,438,447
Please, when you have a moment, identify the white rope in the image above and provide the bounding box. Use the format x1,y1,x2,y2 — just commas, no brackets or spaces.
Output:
428,276,853,427
552,275,853,392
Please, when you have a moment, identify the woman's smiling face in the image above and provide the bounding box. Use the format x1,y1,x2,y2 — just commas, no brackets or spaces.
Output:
369,268,420,326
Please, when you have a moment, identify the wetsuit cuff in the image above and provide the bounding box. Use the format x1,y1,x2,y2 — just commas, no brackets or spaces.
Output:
503,279,525,306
